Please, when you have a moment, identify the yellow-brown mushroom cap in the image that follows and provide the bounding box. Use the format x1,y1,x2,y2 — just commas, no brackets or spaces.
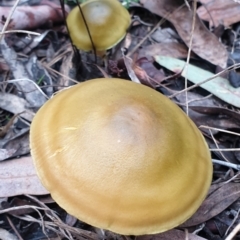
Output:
30,78,212,235
66,0,131,51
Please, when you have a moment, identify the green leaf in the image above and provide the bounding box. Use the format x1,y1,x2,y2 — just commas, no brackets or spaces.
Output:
121,0,139,9
154,56,240,108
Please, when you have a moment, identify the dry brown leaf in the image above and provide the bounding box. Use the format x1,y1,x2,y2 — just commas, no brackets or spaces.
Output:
174,92,240,132
140,0,228,68
137,43,194,87
0,1,69,30
136,229,207,240
136,58,166,87
0,156,48,197
122,54,163,87
198,0,240,27
181,182,240,227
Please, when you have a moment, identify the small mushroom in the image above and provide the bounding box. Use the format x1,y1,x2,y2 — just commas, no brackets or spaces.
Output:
30,78,212,235
66,0,131,52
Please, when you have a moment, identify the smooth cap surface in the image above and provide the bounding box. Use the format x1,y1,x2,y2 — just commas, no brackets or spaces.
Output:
66,0,131,51
30,78,212,235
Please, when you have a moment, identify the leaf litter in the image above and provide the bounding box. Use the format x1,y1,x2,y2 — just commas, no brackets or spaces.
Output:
1,0,240,239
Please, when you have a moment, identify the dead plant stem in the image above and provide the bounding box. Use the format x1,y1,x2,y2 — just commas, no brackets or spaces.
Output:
0,0,21,41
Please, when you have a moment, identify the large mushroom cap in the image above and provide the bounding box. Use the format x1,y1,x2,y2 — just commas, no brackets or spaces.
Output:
30,78,212,235
66,0,131,51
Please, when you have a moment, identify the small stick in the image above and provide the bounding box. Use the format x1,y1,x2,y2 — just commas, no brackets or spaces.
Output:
212,159,240,171
225,223,240,240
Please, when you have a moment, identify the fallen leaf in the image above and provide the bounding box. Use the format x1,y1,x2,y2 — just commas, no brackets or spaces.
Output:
155,56,240,108
0,156,48,197
138,42,193,59
140,0,228,68
137,58,165,87
198,0,240,27
189,106,240,121
151,27,179,43
137,229,207,240
172,92,240,132
2,128,30,159
0,1,69,30
181,182,240,227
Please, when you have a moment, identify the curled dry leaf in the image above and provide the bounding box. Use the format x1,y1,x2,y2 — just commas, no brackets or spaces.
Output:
198,0,240,27
140,0,228,68
0,156,48,197
137,229,207,240
0,1,69,30
181,182,240,227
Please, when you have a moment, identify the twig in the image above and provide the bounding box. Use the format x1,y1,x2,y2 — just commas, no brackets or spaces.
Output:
184,0,197,115
225,223,240,240
225,208,240,237
212,159,240,171
169,62,240,98
0,112,23,138
199,126,240,137
0,0,21,41
126,19,163,58
0,30,40,35
0,78,49,100
6,216,24,240
210,148,240,152
0,205,49,214
208,129,229,162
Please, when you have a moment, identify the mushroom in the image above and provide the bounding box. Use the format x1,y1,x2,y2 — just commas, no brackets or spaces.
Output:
66,0,131,52
30,78,212,235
